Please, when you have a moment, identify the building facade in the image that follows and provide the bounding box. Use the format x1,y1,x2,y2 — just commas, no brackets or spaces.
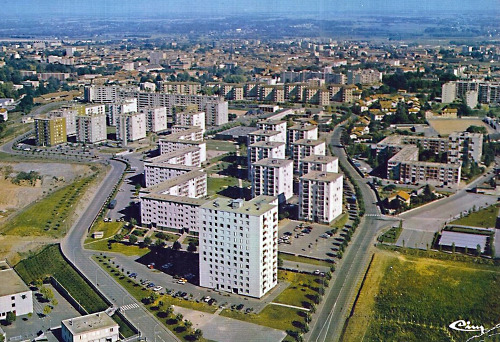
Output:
34,116,67,146
61,312,119,342
199,196,278,298
251,158,293,203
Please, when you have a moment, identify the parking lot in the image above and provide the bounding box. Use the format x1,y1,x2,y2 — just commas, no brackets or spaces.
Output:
2,284,80,342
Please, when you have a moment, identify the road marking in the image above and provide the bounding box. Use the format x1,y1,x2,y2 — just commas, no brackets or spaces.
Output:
121,303,140,311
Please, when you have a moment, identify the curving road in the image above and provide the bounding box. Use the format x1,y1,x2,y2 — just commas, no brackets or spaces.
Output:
306,124,396,342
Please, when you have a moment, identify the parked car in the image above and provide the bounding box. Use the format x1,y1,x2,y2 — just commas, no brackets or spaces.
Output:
153,286,163,292
129,273,137,278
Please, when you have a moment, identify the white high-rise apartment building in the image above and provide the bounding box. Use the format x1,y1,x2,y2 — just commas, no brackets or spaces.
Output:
248,141,286,178
299,171,343,224
116,111,147,143
199,196,279,298
75,104,106,143
301,155,339,175
51,107,77,136
140,106,167,133
251,158,293,203
248,130,283,145
290,139,326,173
145,146,202,167
287,123,318,152
175,111,206,133
441,82,457,103
257,119,287,143
108,98,137,126
144,163,199,188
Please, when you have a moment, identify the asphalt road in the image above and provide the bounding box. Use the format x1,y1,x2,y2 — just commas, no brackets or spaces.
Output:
60,159,181,342
306,125,397,342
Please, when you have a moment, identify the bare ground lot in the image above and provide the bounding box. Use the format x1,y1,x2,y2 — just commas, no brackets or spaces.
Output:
427,118,494,136
0,162,91,218
0,161,95,263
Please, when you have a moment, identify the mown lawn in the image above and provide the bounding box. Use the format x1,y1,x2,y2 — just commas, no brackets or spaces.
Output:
342,251,500,342
274,271,322,308
449,203,498,228
278,252,333,267
85,239,150,257
205,140,236,152
1,174,97,238
84,220,124,244
207,177,239,196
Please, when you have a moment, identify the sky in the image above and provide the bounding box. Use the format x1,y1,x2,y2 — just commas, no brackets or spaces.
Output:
2,0,499,18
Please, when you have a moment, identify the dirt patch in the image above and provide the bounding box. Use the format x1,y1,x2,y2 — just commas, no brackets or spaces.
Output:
428,118,493,136
0,162,91,216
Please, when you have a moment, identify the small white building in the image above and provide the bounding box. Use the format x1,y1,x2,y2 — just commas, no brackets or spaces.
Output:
299,171,343,224
61,312,119,342
0,263,33,320
116,111,147,143
140,106,168,133
251,158,293,203
199,196,279,298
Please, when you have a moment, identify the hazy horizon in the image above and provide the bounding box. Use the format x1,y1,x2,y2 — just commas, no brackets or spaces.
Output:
3,0,500,19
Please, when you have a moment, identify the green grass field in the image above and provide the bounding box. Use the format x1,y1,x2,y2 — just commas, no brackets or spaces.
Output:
205,140,237,152
15,244,108,313
207,177,239,196
1,175,97,238
85,239,151,256
84,221,124,244
274,271,323,308
377,225,403,243
342,251,500,342
278,252,333,267
111,313,136,338
449,204,498,228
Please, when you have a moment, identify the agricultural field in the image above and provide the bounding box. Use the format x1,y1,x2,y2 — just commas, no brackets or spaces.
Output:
342,250,500,342
449,203,499,228
15,244,108,314
428,118,493,136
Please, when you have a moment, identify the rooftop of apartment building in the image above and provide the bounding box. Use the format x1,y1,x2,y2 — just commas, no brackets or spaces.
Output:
141,192,208,205
289,123,318,131
144,146,201,163
300,170,343,182
388,145,419,163
248,129,282,137
253,158,293,168
141,170,206,194
292,138,325,146
302,154,338,164
258,119,286,125
250,141,286,148
201,195,277,216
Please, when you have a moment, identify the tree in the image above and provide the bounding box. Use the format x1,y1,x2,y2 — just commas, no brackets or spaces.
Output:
173,241,181,251
184,320,193,329
5,311,16,325
43,305,52,316
193,329,203,340
175,313,183,323
476,244,482,257
187,242,197,252
51,299,58,307
129,235,138,245
40,286,54,302
144,236,152,246
165,306,174,317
